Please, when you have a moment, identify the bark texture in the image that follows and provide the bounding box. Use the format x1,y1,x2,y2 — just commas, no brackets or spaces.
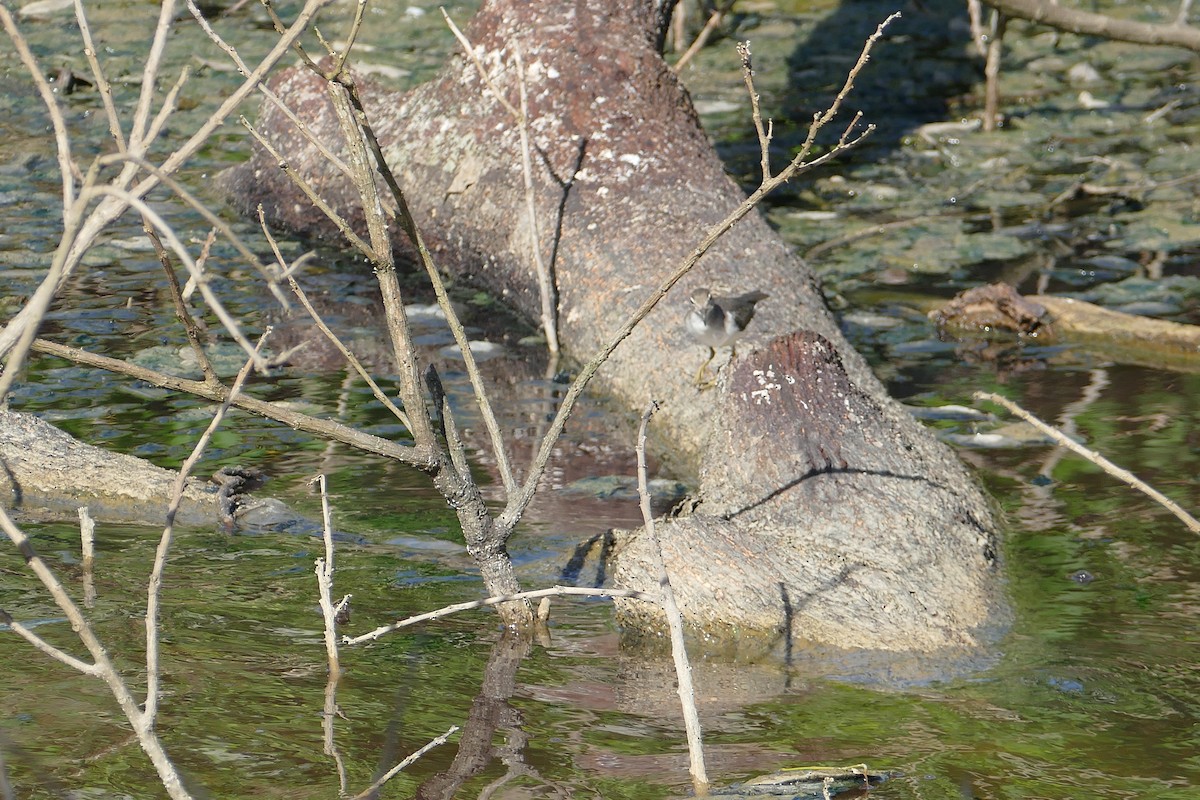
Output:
221,0,1009,651
612,333,1003,651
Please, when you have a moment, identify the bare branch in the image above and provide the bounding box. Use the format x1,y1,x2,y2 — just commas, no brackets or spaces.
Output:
144,332,268,725
635,401,707,791
673,1,735,73
349,725,460,800
0,608,100,676
983,11,1007,132
127,0,179,153
330,79,520,495
309,473,350,795
187,0,355,179
444,12,559,356
344,586,658,645
79,507,96,609
147,226,220,384
0,0,335,364
987,0,1200,51
78,184,271,372
73,0,126,151
442,10,520,118
0,6,78,219
241,119,378,259
331,0,368,74
793,13,898,167
975,391,1200,533
95,152,292,308
263,215,412,433
737,41,773,181
311,473,342,675
514,41,560,355
144,67,192,151
0,503,195,799
29,338,434,469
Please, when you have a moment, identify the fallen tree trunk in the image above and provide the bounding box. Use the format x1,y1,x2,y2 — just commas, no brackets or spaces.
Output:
0,410,306,532
931,283,1200,373
0,409,217,528
221,0,1008,652
986,0,1200,51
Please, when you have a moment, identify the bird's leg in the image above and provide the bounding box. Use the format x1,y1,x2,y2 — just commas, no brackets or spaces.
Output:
694,347,717,388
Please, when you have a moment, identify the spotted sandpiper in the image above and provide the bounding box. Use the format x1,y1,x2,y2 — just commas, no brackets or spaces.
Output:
685,288,768,385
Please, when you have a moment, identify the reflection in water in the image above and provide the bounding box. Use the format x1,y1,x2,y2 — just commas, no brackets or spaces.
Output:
0,0,1198,797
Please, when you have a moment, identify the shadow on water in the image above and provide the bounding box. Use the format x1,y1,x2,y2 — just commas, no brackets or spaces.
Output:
780,0,979,162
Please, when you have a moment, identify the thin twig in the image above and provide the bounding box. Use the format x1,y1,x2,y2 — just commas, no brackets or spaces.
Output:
344,585,658,645
259,0,323,72
241,119,378,259
96,152,291,307
77,184,272,372
350,725,460,800
79,507,96,609
983,11,1007,132
325,82,433,446
332,78,520,495
634,401,707,791
311,473,341,674
186,0,355,178
967,0,988,58
793,14,898,168
73,0,126,151
442,10,520,118
320,76,532,616
331,0,368,74
425,366,473,482
443,12,559,356
145,331,268,726
0,4,78,214
147,226,220,384
738,41,773,180
673,1,735,73
0,504,195,798
974,391,1200,533
126,0,178,154
29,337,433,468
514,41,560,354
143,66,191,149
0,0,334,366
260,209,413,433
309,473,350,795
0,605,100,675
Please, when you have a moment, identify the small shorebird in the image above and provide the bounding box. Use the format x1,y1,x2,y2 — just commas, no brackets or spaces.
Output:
685,288,768,385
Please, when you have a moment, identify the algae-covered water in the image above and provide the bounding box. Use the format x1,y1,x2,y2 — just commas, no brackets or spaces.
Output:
1,1,1198,798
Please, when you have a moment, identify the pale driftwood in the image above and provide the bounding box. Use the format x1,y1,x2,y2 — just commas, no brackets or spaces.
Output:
1034,295,1200,372
932,285,1200,373
986,0,1200,51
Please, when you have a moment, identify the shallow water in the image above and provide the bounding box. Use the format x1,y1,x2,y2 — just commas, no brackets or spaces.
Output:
1,1,1198,798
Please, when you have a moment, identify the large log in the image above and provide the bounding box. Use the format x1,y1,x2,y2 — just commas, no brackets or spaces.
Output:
0,409,217,527
0,410,306,532
221,0,1008,652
